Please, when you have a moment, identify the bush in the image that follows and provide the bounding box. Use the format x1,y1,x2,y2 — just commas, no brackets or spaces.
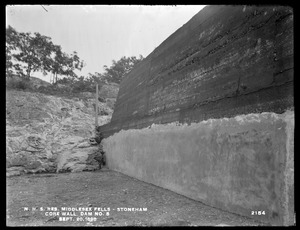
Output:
98,97,106,103
6,77,32,90
37,85,49,93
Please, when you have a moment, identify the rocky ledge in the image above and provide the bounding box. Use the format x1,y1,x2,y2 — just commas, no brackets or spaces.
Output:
6,90,110,177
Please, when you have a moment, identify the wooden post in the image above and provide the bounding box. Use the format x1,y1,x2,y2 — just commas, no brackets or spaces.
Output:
95,83,99,128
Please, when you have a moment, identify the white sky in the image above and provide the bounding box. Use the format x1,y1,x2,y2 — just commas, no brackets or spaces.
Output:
6,5,206,82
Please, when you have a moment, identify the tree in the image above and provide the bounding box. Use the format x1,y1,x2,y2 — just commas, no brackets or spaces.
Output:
6,45,13,77
48,45,66,84
6,26,20,77
49,47,85,84
8,30,54,79
64,51,85,78
6,25,85,83
101,55,144,84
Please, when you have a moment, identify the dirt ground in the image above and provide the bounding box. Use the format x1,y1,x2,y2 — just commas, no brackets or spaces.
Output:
6,168,267,226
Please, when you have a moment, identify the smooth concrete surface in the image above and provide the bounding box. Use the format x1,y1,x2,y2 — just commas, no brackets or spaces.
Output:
102,111,294,226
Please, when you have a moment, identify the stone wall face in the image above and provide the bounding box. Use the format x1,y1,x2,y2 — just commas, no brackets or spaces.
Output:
99,5,293,137
99,5,294,225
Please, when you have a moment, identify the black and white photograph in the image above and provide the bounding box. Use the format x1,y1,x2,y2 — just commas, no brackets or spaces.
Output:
6,4,294,226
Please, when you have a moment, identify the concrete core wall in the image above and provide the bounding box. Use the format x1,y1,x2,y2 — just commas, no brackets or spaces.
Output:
99,5,294,226
103,111,294,225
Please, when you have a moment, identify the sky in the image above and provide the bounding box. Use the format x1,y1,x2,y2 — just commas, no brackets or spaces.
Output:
6,5,207,82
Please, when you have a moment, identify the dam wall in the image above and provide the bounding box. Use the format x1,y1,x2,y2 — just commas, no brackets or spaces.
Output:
99,5,294,225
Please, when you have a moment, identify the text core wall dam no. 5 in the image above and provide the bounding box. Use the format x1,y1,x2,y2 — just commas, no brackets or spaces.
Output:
99,5,294,226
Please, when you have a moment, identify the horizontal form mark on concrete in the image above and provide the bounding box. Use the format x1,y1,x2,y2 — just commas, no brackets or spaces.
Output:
107,5,293,136
99,80,293,138
102,111,294,226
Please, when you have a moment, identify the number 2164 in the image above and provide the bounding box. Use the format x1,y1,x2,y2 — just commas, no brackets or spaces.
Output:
251,211,266,215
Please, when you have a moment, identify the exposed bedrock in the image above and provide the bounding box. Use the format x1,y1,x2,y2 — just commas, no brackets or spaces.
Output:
6,90,111,176
103,111,294,226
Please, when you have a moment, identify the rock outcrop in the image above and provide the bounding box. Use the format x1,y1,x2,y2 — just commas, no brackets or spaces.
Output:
6,90,111,176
